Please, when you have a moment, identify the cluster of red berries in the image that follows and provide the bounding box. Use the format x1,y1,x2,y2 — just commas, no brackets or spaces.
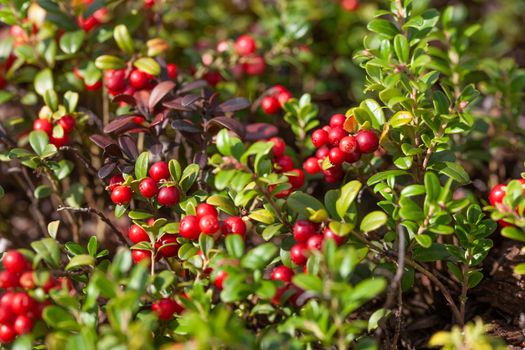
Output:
32,111,75,148
108,161,180,207
233,34,266,76
102,63,177,98
0,251,70,343
77,2,111,33
303,114,379,183
260,85,293,115
489,179,525,227
128,218,181,264
290,220,345,266
267,137,305,198
151,297,184,320
179,203,247,240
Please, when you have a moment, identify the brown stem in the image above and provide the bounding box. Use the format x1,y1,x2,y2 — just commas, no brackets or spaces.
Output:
57,206,128,246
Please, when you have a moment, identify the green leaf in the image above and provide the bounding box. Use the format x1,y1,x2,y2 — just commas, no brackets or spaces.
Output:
34,185,52,199
394,34,409,63
225,234,244,259
134,152,149,180
34,68,53,96
368,308,390,332
94,55,125,70
44,89,58,111
367,170,409,186
206,195,237,216
31,238,61,268
133,57,160,76
66,254,96,271
47,221,60,239
128,210,153,220
59,30,85,54
467,271,483,288
64,91,79,113
399,197,425,222
367,19,399,39
424,172,440,203
336,180,362,218
248,209,275,225
241,243,278,270
0,186,4,199
360,211,387,232
261,223,283,241
360,99,385,128
414,234,432,248
29,130,49,156
514,263,525,275
179,164,199,193
113,24,134,54
169,159,182,182
198,234,214,257
43,306,80,331
501,226,525,242
291,274,323,294
389,111,413,128
430,162,470,185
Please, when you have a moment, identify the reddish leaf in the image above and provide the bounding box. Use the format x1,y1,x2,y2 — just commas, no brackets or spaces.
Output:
172,119,202,133
118,135,139,160
103,116,137,134
90,134,115,148
206,116,245,139
163,97,194,111
216,97,250,113
98,162,116,179
177,80,207,94
149,81,176,110
245,123,278,141
112,94,136,106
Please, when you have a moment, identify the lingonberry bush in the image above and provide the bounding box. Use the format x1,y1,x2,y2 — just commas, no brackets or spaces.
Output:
1,0,525,349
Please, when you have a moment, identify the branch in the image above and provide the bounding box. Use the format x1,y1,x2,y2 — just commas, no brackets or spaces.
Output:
57,206,128,246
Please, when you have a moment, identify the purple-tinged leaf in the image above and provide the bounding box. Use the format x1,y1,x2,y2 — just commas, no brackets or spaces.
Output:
149,81,176,110
118,135,139,160
98,162,116,179
112,94,136,106
206,116,245,139
90,134,115,148
245,123,278,141
177,80,207,94
216,97,250,113
172,119,202,133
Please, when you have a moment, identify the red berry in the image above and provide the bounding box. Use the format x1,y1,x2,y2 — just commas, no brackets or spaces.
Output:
0,324,15,343
288,169,305,189
322,166,343,183
144,0,155,7
322,125,332,133
93,7,110,24
341,0,359,11
355,130,379,154
19,272,35,290
0,293,15,308
149,162,170,182
271,266,294,283
58,115,76,132
221,216,246,238
50,133,70,148
323,228,345,246
13,315,33,335
85,79,102,91
11,292,34,315
269,137,286,158
234,34,256,56
344,149,361,164
275,155,294,172
108,174,124,191
306,235,323,250
0,271,18,289
293,220,317,243
3,251,27,273
328,147,345,165
33,119,53,135
339,135,358,154
0,306,13,324
152,298,182,320
329,114,346,128
196,203,218,218
78,15,100,32
179,215,201,240
203,71,222,86
128,224,150,244
290,243,308,266
129,69,151,90
167,63,177,79
155,234,179,258
316,146,330,159
328,127,347,147
261,96,281,114
131,249,152,264
199,215,220,234
139,177,158,198
489,184,506,206
104,69,126,92
311,129,329,148
111,185,132,205
214,270,228,290
277,90,292,106
243,55,265,75
157,187,180,206
303,157,321,174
